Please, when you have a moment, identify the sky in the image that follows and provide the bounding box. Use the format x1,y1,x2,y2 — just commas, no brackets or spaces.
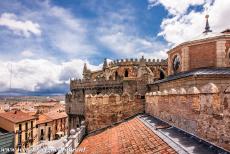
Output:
0,0,229,95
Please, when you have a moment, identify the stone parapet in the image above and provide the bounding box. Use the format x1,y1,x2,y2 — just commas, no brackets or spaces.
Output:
85,93,145,132
145,83,230,151
70,79,123,90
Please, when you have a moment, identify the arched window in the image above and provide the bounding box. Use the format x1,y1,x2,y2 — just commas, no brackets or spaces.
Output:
172,55,181,73
159,70,165,80
124,69,128,77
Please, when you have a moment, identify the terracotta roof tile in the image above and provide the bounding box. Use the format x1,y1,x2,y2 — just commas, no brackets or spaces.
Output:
37,114,53,125
44,111,67,120
0,110,36,123
76,117,176,154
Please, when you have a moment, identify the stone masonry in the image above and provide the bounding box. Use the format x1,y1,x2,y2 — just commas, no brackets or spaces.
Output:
85,93,144,132
66,56,167,133
146,83,230,151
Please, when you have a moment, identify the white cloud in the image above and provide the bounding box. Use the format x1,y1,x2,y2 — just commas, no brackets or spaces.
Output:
43,4,96,54
96,8,167,59
99,32,167,58
148,0,205,15
150,0,230,45
0,59,102,92
21,50,34,57
0,13,41,37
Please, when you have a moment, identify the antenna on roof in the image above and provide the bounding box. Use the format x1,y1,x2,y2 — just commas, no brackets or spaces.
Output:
203,14,212,34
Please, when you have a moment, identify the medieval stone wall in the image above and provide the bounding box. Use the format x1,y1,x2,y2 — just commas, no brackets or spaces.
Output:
85,93,145,132
145,83,230,151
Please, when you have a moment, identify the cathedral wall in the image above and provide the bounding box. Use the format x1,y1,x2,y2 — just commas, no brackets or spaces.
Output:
85,93,145,132
189,41,216,70
146,83,230,151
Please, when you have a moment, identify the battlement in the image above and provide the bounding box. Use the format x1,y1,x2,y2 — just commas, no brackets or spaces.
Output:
70,79,123,90
85,92,144,131
108,57,167,67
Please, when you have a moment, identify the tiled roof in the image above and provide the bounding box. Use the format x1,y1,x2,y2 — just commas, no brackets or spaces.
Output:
76,117,176,154
151,68,230,84
34,102,57,107
37,114,53,125
0,110,36,123
44,111,67,120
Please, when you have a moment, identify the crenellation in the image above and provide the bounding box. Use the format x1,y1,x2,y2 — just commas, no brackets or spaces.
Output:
146,81,230,151
105,58,167,67
187,86,200,95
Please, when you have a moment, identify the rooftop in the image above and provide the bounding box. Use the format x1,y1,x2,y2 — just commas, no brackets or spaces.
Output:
44,110,67,120
37,114,53,125
168,29,230,54
0,110,36,123
76,115,230,154
150,67,230,84
34,102,57,107
76,117,176,154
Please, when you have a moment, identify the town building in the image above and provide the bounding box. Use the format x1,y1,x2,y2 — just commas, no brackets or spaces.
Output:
34,102,57,114
0,110,37,153
36,114,53,142
43,110,68,139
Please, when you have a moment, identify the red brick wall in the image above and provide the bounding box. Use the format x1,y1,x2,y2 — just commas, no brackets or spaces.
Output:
189,42,216,69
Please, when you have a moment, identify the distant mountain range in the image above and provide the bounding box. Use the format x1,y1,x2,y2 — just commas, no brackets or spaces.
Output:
0,87,68,96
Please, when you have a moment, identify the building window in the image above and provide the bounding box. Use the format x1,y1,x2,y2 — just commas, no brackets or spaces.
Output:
19,124,22,130
124,69,129,77
159,70,165,80
31,121,33,144
48,127,51,141
172,55,181,73
55,120,57,131
141,96,145,99
40,129,44,141
25,122,28,146
18,124,22,148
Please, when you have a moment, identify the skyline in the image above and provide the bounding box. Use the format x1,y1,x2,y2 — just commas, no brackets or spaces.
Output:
0,0,229,95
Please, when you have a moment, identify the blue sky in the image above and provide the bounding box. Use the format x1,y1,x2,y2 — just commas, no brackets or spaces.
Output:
0,0,229,95
0,0,168,64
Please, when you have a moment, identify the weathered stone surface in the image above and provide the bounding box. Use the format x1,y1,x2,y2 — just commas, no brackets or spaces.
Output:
85,94,144,132
146,86,230,151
